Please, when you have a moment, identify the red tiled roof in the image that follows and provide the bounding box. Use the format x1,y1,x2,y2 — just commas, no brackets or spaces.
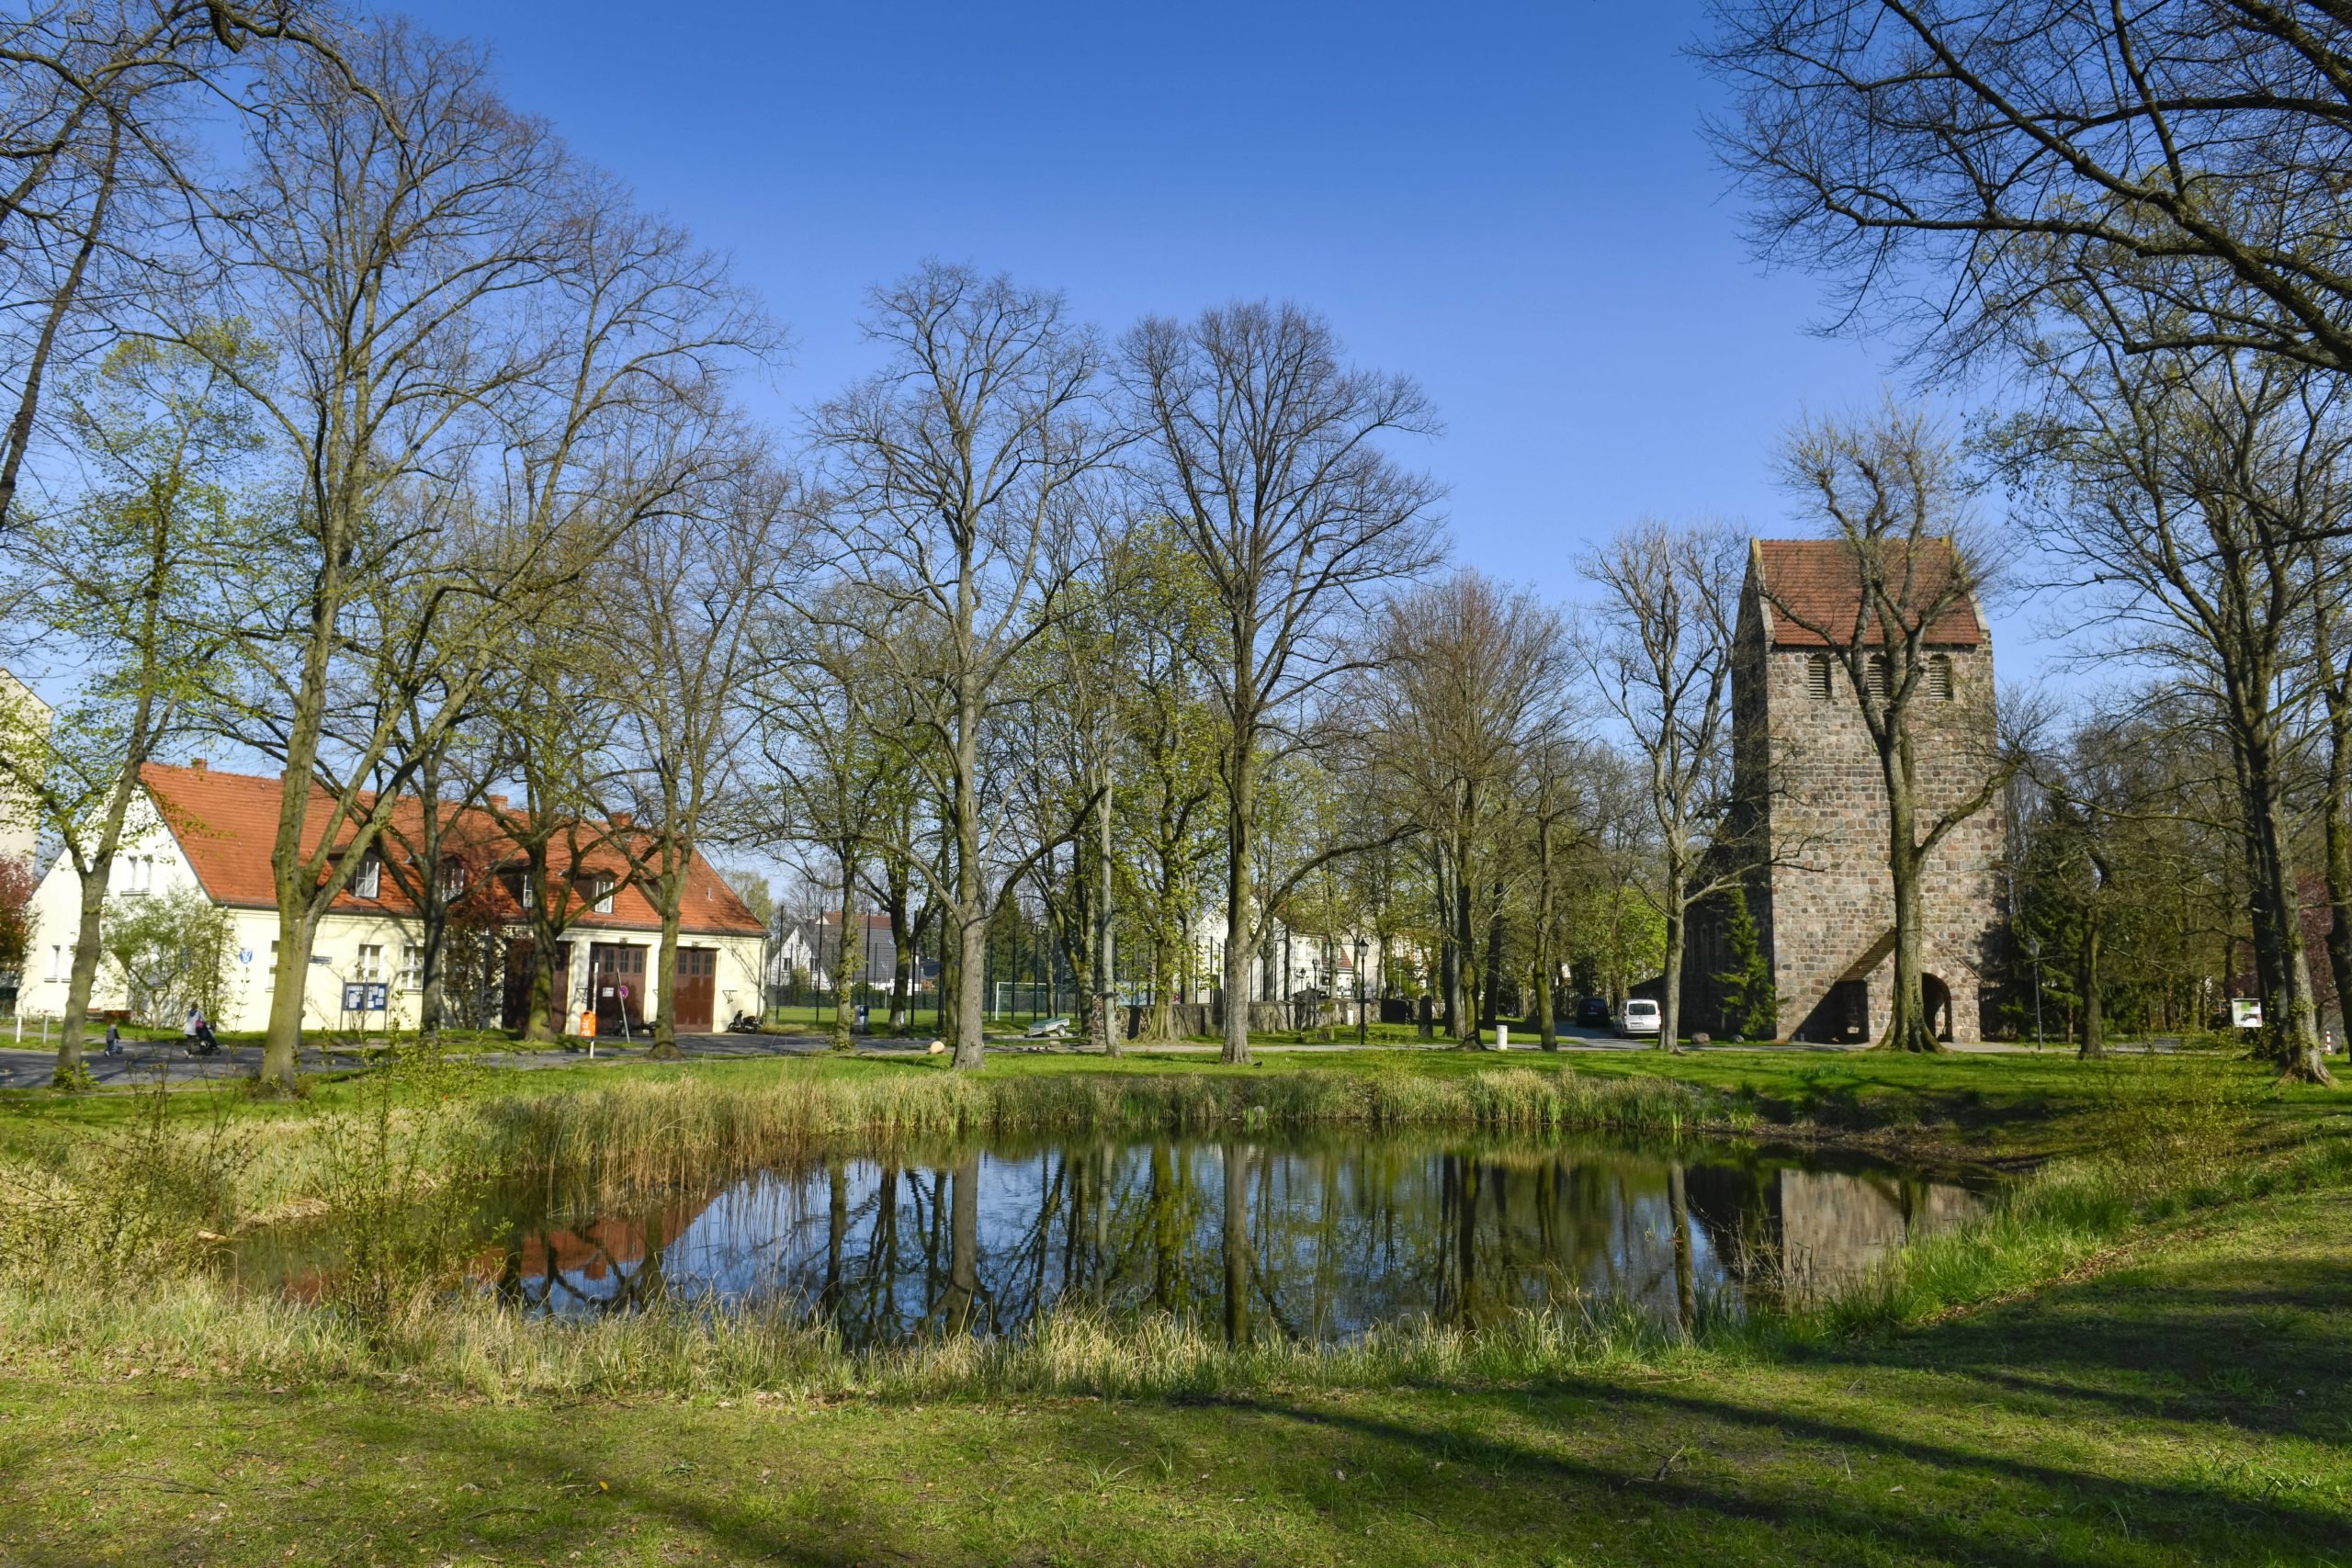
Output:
1749,538,1984,649
141,762,763,937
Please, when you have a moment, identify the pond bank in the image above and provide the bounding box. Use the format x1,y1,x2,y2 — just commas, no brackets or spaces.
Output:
5,1178,2346,1565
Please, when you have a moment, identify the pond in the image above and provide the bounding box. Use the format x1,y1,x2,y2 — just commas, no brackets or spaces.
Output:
236,1130,1990,1347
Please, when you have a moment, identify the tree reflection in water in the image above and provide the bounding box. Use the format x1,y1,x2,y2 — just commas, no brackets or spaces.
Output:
426,1134,1985,1349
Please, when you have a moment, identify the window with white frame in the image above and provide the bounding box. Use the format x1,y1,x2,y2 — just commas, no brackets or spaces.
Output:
47,944,66,982
351,853,381,900
117,853,156,896
268,940,279,976
356,943,384,981
399,942,424,990
593,874,616,915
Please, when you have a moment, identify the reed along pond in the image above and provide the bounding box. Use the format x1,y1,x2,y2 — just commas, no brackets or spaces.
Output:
235,1131,1988,1346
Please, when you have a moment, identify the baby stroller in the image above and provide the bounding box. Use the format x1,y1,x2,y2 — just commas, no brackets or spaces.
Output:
187,1016,222,1056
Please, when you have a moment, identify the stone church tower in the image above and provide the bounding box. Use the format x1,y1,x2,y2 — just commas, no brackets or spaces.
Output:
1685,540,2006,1043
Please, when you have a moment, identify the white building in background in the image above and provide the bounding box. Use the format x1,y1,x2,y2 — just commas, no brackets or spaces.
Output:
15,761,767,1034
0,668,50,867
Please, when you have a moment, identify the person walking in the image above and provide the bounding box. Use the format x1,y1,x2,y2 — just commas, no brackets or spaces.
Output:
182,1004,200,1056
104,1020,121,1058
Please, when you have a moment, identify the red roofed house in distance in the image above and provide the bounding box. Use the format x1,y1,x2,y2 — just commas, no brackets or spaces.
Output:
13,761,765,1035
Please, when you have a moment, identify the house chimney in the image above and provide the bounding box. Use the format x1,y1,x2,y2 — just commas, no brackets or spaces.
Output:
612,811,634,829
489,794,508,810
189,758,207,773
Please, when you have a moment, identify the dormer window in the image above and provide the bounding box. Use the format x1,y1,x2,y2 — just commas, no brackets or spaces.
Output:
1805,654,1832,700
592,874,616,915
351,853,380,900
440,856,469,894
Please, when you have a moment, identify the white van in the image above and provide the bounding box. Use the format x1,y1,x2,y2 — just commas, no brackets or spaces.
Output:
1618,998,1661,1039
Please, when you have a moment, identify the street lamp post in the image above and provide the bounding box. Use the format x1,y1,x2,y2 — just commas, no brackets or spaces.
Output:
2024,933,2044,1052
1354,934,1369,1047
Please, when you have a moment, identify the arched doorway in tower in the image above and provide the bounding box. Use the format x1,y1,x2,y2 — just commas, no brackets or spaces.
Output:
1922,975,1954,1043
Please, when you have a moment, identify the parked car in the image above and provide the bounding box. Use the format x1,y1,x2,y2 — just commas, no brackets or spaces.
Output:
1575,996,1611,1028
1617,998,1662,1039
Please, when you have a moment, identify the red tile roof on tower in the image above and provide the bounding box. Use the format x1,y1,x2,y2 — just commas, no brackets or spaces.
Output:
140,761,763,937
1748,538,1985,649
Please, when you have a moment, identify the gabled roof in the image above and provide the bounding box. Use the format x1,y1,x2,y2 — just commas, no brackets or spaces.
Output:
1748,538,1985,649
141,761,763,938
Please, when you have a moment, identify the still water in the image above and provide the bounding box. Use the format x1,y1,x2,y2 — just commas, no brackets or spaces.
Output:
243,1132,1987,1346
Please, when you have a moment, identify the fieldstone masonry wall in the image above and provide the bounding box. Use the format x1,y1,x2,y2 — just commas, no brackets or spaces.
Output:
1687,548,2007,1043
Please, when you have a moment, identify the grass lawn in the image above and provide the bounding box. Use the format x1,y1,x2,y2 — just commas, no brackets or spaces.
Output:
3,1182,2346,1565
4,1044,2347,1563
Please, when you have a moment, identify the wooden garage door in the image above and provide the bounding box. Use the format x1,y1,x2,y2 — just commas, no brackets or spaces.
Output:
674,946,717,1031
502,940,571,1031
588,943,648,1032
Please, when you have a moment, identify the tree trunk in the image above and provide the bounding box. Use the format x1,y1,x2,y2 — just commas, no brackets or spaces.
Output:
647,887,683,1059
2320,601,2352,1062
952,907,988,1070
53,863,112,1085
2324,716,2352,1059
1875,738,1943,1053
1658,902,1685,1055
2077,915,2104,1059
261,906,317,1092
2244,755,2330,1080
832,849,861,1054
950,670,989,1069
1093,764,1120,1057
1451,830,1477,1044
1220,751,1256,1066
884,868,911,1032
1534,817,1557,1050
1480,880,1504,1034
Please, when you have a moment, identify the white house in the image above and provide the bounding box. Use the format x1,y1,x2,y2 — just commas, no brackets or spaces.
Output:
16,761,768,1034
0,667,50,868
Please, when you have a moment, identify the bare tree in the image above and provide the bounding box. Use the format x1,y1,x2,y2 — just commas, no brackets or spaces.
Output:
182,20,768,1089
1578,520,1748,1054
606,457,802,1057
0,1,337,535
1995,344,2346,1080
1768,403,2022,1054
762,582,894,1053
811,263,1114,1069
1123,302,1442,1064
1702,0,2352,377
1366,570,1568,1046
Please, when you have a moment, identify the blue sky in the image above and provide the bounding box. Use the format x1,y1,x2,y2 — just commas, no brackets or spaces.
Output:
391,1,2040,665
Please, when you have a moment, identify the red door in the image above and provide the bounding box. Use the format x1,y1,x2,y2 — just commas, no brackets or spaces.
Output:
675,947,716,1031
